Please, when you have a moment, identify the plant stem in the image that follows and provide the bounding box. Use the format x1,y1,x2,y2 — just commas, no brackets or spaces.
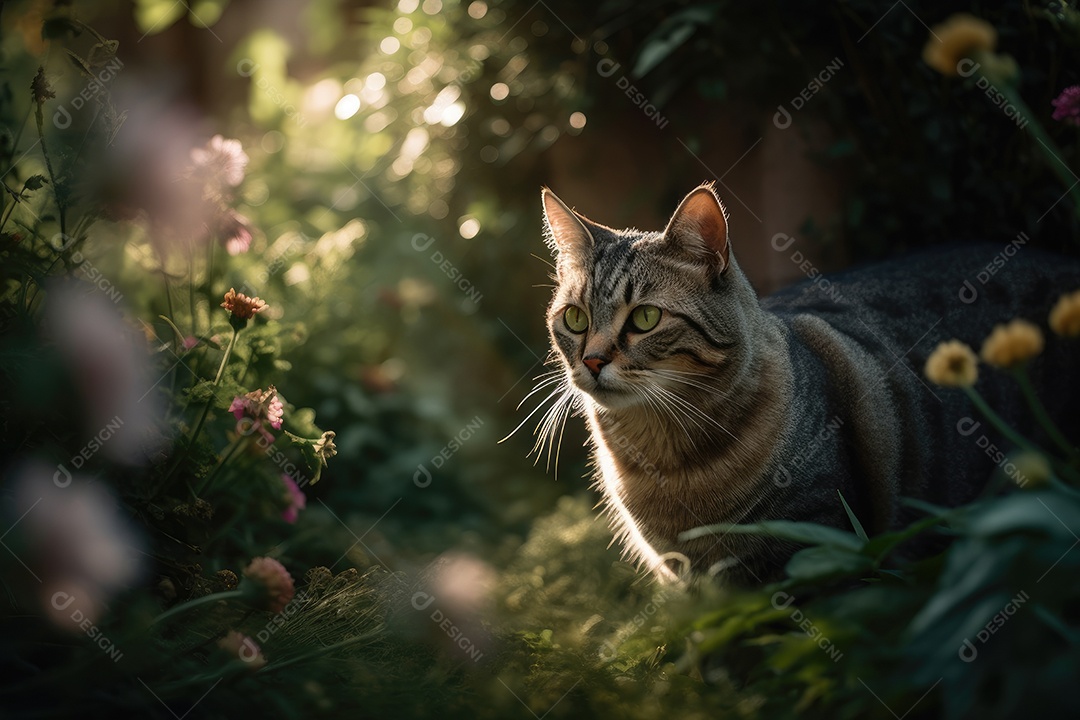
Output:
963,386,1040,453
256,627,385,676
964,386,1080,484
198,433,247,496
1014,367,1080,463
213,326,239,385
33,98,65,238
162,326,240,489
985,71,1080,220
150,589,245,627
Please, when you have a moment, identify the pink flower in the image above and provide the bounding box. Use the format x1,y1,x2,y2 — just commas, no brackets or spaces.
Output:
217,630,267,670
242,557,294,613
1052,85,1080,126
215,209,254,256
229,386,283,442
190,134,249,188
182,336,199,351
281,475,307,523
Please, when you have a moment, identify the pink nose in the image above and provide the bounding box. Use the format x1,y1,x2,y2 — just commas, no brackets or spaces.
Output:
583,355,609,377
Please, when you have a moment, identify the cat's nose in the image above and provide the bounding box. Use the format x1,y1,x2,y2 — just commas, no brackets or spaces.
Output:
583,354,609,378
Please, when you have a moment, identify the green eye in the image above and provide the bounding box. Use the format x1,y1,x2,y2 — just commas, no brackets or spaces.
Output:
630,305,662,332
564,305,589,333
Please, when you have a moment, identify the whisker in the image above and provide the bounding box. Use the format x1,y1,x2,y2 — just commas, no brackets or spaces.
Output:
499,386,565,443
515,375,564,410
653,384,746,449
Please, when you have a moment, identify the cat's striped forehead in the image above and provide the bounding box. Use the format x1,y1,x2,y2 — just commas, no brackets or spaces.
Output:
556,227,688,316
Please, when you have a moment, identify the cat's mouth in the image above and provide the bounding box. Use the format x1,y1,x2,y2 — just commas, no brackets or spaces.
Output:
574,369,641,409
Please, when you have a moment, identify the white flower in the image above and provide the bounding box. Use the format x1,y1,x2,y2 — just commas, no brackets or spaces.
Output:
190,135,248,188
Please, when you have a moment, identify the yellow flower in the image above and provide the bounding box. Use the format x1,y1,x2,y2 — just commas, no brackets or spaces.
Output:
1008,452,1052,490
925,340,978,387
980,319,1044,368
1049,289,1080,337
221,287,267,320
923,14,997,77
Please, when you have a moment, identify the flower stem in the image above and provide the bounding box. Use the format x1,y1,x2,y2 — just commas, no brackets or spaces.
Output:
214,326,239,385
150,589,245,627
256,627,384,676
162,326,240,490
197,433,247,496
1013,367,1080,463
964,386,1080,484
963,386,1040,453
985,72,1080,219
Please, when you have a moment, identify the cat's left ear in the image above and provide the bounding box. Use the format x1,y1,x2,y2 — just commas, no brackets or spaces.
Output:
542,187,594,273
663,184,730,274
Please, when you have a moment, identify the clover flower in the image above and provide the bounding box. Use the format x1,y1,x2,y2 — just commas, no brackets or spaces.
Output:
190,134,249,189
217,630,267,670
281,474,307,524
1052,86,1080,127
229,386,283,443
980,319,1044,368
216,209,254,256
241,557,294,613
925,340,979,387
1049,289,1080,336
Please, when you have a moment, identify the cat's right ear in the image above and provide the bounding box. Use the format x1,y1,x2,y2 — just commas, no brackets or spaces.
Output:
542,188,594,273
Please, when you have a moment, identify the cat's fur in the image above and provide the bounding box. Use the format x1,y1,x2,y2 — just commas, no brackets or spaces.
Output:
540,183,1080,585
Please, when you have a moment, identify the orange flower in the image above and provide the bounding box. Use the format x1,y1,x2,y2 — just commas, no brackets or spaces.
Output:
925,340,978,387
221,288,266,320
980,319,1044,368
922,14,997,77
1049,290,1080,337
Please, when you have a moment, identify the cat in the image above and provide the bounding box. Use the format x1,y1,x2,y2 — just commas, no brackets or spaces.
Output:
535,182,1080,586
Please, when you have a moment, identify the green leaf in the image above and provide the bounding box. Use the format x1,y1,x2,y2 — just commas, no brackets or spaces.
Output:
633,23,696,79
680,520,864,551
837,491,868,542
862,513,952,560
786,545,873,582
187,380,217,404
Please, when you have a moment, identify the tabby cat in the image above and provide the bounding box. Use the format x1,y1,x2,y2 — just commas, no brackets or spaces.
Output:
535,183,1080,585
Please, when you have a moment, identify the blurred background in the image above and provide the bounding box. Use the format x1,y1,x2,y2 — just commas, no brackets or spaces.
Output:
2,0,1080,718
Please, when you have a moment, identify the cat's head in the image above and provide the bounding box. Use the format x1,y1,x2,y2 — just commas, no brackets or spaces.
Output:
543,184,752,410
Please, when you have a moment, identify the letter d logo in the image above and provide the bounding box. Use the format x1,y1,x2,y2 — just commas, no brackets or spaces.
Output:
411,591,435,611
413,464,432,488
53,106,72,129
54,464,72,488
51,591,76,611
773,105,792,130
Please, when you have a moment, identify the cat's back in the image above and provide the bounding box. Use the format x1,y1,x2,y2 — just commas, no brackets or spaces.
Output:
761,243,1080,338
755,243,1080,537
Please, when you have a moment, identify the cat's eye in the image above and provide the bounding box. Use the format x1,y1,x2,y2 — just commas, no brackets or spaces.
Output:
630,305,662,332
563,305,589,333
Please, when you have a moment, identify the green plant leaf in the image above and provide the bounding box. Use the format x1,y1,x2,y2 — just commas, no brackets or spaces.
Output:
680,520,864,551
837,491,868,542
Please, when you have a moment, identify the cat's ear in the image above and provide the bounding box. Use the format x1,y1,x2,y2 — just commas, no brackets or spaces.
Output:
663,184,730,273
542,187,594,272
